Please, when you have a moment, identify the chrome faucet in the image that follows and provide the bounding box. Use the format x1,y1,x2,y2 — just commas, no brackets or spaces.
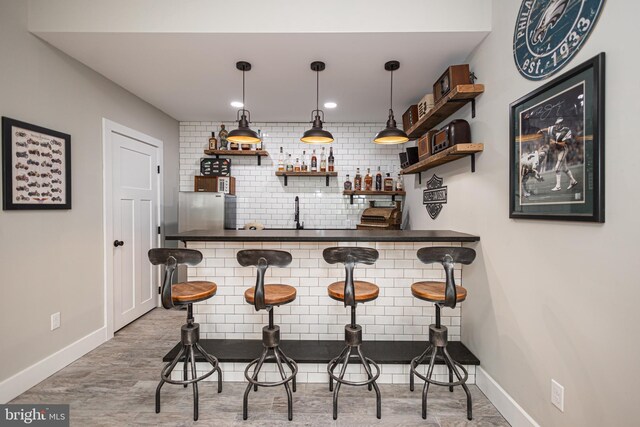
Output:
294,196,304,230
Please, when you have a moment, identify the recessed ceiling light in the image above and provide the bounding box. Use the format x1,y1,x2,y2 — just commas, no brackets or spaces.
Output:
324,102,337,109
230,101,244,108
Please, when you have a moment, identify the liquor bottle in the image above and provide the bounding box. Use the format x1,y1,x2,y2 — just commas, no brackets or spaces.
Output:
375,166,382,191
344,174,352,190
294,158,301,172
364,168,372,191
301,150,308,172
278,147,285,172
384,173,394,191
218,124,229,149
257,129,263,150
286,154,293,172
328,147,335,172
396,173,403,191
320,147,327,172
354,168,362,191
311,149,318,172
208,132,217,150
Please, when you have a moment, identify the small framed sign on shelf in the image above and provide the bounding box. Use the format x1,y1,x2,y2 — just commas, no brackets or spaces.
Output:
2,117,71,210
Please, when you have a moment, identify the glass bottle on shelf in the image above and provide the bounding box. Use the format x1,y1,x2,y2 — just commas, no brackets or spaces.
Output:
218,124,229,149
286,153,293,172
208,132,217,150
311,149,318,172
328,147,335,172
301,150,308,172
320,147,327,172
294,158,301,172
396,173,403,191
257,129,263,150
354,168,362,191
278,147,285,172
344,174,352,190
384,173,394,191
364,168,373,191
375,166,382,191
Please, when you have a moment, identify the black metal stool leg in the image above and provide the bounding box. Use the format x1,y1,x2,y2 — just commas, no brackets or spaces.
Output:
422,347,438,420
448,364,454,392
188,346,199,421
194,342,222,393
328,346,350,392
443,347,473,420
156,346,185,414
243,346,268,420
410,344,432,392
274,347,293,421
332,347,351,420
183,350,189,388
278,347,297,393
357,346,381,419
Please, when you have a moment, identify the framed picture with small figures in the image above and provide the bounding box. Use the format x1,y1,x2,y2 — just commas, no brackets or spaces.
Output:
2,117,71,210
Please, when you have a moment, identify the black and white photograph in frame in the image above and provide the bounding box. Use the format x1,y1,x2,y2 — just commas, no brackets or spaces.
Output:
2,117,71,210
509,53,604,222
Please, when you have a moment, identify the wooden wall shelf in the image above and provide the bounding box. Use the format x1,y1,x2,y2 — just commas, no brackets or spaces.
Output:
406,84,484,138
401,143,483,183
343,190,406,205
204,149,268,165
275,171,338,186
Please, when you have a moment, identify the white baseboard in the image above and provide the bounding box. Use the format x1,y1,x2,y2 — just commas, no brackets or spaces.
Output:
476,366,540,427
0,327,108,403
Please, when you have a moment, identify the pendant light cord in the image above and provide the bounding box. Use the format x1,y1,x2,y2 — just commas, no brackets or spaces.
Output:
389,69,393,114
242,68,246,108
316,69,319,114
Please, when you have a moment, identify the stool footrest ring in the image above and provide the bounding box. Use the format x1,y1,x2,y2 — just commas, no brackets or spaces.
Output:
410,354,469,387
244,352,298,387
160,346,221,386
328,354,381,386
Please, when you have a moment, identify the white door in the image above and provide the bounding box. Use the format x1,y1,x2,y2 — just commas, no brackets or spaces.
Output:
111,131,160,331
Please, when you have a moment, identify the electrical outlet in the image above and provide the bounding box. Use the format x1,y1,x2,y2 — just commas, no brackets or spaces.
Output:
51,312,61,330
551,379,564,412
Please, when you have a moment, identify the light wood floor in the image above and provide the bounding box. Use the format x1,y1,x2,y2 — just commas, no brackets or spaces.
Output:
11,308,509,426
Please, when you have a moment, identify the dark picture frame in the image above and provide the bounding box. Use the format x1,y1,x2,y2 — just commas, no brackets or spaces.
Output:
2,117,72,210
509,53,605,222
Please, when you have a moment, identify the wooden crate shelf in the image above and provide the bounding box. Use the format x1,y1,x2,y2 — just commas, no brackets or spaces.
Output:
406,84,484,138
401,143,483,183
275,171,338,186
343,190,406,205
204,149,269,165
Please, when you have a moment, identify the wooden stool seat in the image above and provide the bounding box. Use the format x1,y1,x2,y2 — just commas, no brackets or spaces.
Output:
244,284,297,306
411,281,467,303
327,281,379,303
171,281,217,304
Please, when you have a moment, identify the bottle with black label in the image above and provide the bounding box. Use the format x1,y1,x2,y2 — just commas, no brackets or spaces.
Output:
384,173,394,191
344,174,352,190
328,147,335,172
375,166,382,191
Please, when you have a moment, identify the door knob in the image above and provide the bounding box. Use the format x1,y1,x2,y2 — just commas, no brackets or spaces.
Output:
113,240,124,247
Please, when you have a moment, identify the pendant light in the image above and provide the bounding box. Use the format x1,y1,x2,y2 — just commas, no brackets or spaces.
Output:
374,60,409,144
301,61,334,144
228,61,261,144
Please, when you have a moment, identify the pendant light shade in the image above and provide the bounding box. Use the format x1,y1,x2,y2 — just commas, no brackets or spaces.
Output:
228,61,261,144
374,60,409,145
301,61,334,144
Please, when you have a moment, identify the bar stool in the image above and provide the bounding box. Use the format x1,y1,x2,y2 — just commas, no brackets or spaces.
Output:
409,247,475,420
324,247,381,420
148,248,222,421
237,249,298,421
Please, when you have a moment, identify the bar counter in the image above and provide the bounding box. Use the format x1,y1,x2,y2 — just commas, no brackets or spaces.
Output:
164,228,480,384
166,228,480,243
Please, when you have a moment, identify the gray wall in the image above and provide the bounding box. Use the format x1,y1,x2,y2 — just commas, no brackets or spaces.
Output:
404,1,639,425
0,0,179,382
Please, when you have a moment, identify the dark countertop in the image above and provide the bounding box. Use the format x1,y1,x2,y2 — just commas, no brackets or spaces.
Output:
166,229,480,243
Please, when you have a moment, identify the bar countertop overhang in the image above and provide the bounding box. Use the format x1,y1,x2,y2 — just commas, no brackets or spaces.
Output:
165,229,480,243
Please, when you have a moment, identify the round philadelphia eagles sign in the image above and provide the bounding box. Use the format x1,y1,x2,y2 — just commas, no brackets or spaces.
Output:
513,0,605,80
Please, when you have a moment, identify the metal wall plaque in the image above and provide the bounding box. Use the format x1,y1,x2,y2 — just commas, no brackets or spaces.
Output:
513,0,605,80
423,174,447,220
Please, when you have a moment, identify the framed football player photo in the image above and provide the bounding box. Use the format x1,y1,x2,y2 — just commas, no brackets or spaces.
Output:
509,53,605,222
